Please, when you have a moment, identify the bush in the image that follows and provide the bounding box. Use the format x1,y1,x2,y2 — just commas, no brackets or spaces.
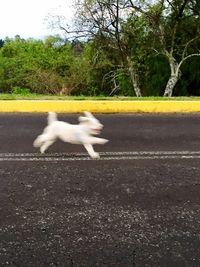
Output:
11,86,31,95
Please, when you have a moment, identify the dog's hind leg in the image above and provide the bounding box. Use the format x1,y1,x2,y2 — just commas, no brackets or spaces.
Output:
40,139,55,154
83,144,100,159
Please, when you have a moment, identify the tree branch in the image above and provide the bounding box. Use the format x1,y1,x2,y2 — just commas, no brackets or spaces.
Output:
182,36,200,59
178,53,200,71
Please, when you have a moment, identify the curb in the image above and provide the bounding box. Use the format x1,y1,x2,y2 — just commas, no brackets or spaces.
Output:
0,100,200,113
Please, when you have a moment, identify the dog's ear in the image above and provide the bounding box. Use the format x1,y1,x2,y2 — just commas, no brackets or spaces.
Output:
78,116,89,123
83,111,94,118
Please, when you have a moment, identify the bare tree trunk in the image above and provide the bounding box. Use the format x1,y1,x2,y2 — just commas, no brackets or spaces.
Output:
163,75,179,97
127,57,142,97
163,56,181,97
165,52,200,96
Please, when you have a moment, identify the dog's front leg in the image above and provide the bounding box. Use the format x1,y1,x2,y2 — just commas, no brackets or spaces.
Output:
87,137,108,145
83,144,100,159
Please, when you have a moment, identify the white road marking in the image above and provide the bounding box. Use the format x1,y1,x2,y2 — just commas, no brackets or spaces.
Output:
0,151,200,161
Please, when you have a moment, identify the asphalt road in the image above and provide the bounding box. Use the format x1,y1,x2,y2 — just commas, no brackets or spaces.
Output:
0,113,200,267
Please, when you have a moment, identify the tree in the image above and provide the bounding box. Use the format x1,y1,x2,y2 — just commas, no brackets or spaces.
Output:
0,36,76,94
50,0,143,96
131,0,200,96
0,39,4,48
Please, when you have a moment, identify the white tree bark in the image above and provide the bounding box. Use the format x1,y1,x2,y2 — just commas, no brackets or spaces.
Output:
164,53,200,97
163,56,180,96
163,75,179,97
127,57,142,97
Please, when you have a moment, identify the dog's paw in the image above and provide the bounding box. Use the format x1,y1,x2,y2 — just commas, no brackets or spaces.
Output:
40,147,46,154
95,138,109,145
91,152,100,159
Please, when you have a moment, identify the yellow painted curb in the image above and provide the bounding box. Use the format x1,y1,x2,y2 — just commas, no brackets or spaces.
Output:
0,100,200,112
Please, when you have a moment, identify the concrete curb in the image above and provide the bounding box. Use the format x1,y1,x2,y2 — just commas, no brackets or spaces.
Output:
0,100,200,113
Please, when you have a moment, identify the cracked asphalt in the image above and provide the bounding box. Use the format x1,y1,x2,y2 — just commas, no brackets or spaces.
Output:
0,113,200,267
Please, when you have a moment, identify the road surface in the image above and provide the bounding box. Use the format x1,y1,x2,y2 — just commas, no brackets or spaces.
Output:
0,113,200,267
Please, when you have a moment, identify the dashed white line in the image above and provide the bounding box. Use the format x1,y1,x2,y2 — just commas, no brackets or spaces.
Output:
0,151,200,161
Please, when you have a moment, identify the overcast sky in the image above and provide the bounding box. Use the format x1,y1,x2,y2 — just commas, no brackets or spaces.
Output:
0,0,74,39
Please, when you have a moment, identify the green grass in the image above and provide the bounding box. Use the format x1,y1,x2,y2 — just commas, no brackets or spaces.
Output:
0,93,200,100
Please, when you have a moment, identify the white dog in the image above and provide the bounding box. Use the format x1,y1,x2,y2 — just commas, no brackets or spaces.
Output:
33,112,108,158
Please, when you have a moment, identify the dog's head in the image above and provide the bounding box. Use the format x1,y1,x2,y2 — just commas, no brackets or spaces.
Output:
78,112,103,135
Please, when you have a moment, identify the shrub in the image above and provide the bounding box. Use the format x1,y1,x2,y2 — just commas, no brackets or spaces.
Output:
11,86,31,95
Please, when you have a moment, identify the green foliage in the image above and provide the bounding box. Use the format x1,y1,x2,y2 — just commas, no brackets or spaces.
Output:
143,55,170,96
0,0,199,97
11,86,31,95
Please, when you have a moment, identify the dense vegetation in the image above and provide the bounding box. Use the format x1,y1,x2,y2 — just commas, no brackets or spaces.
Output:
0,0,199,97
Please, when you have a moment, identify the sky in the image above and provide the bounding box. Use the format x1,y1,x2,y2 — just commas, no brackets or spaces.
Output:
0,0,75,39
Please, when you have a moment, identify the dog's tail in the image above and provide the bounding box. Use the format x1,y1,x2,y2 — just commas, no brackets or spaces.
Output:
48,112,57,125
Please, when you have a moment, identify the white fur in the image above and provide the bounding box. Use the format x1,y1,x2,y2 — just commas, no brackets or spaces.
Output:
33,112,108,159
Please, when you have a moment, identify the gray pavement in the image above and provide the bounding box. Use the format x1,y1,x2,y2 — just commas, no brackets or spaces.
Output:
0,113,200,267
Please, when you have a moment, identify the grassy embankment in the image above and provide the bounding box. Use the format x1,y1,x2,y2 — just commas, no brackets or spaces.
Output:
0,93,200,101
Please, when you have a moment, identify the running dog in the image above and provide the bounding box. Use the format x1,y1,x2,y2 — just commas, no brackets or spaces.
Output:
33,112,108,158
